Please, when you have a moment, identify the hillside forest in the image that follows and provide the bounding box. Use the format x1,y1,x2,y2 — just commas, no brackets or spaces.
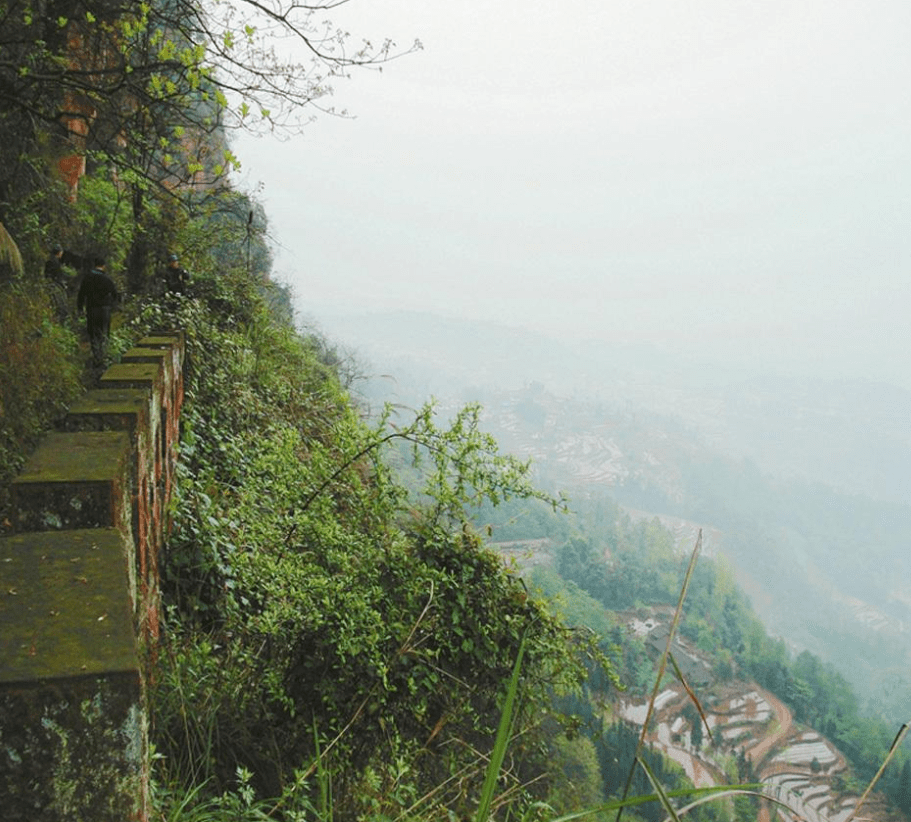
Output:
0,2,909,821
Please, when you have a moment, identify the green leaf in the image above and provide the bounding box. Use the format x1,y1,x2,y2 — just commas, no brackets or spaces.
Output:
637,756,681,822
475,636,526,822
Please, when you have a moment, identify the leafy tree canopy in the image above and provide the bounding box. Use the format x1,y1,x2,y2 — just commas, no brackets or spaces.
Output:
0,0,419,214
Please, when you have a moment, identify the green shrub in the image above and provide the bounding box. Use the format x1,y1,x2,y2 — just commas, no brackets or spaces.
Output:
0,283,82,518
145,283,601,819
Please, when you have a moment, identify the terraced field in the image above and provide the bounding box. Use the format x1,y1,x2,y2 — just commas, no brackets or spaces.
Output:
618,624,891,822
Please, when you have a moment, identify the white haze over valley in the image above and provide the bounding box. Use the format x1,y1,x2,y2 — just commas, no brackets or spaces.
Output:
232,1,911,725
237,0,911,392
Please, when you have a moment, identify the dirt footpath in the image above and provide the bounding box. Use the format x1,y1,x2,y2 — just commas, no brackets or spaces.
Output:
744,685,793,771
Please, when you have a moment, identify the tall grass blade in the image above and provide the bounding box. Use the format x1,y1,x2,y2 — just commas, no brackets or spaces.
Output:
154,777,211,822
668,652,713,743
636,755,681,822
475,635,527,822
616,529,702,822
548,783,763,822
313,721,332,822
662,788,789,821
844,721,909,822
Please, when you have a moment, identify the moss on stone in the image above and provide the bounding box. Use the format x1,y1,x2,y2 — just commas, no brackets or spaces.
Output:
120,347,169,365
13,432,131,485
10,432,133,535
98,363,162,391
0,331,184,820
0,672,146,820
138,334,182,348
0,529,138,682
67,388,150,424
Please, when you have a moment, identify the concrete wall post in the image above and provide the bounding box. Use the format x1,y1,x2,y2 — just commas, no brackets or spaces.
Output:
0,331,184,821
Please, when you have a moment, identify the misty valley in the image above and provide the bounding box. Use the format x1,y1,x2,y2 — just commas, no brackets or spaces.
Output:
3,1,909,818
319,307,911,819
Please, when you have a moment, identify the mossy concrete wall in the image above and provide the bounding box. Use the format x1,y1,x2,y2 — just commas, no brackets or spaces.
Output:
0,330,184,821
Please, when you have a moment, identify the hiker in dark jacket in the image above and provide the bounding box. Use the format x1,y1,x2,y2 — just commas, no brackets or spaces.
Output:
77,257,119,364
163,253,189,296
46,245,90,297
44,244,66,285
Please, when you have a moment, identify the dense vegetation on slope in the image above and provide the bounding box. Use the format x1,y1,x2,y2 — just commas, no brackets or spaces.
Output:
144,286,612,816
407,375,911,733
0,4,630,817
0,174,613,817
2,5,907,821
477,495,911,818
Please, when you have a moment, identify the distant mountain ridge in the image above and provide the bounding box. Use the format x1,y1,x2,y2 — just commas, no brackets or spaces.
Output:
311,308,911,504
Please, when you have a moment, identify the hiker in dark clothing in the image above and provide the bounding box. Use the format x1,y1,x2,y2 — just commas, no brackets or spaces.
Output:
163,253,189,295
77,257,119,364
45,245,90,294
44,244,66,285
46,247,91,281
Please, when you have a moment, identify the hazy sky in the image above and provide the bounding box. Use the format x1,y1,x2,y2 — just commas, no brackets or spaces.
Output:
235,0,911,388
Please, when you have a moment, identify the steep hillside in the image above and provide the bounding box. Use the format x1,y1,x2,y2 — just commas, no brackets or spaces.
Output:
522,542,911,822
617,619,895,822
6,272,909,820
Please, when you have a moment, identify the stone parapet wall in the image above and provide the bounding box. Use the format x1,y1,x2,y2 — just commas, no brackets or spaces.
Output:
0,331,184,821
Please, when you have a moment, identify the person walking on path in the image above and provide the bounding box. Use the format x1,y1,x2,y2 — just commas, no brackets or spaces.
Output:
163,253,189,296
44,244,66,284
76,257,119,365
46,245,90,283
